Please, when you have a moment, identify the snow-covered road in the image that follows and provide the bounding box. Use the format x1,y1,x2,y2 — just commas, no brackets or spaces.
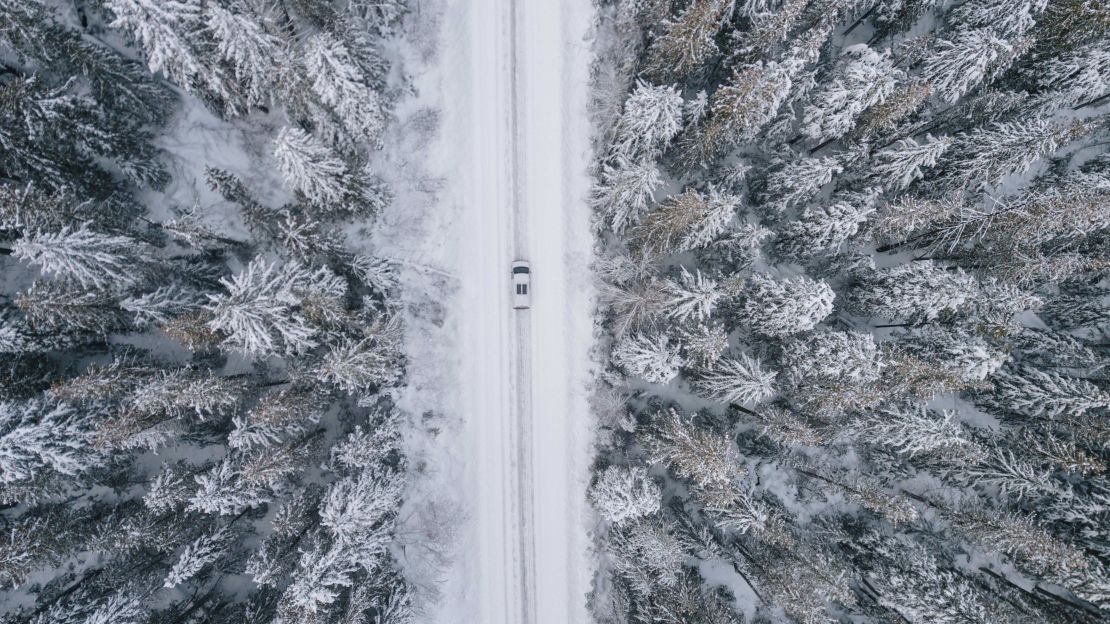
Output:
450,0,594,621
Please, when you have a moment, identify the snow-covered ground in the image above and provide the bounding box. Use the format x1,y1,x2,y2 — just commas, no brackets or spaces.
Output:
375,0,596,621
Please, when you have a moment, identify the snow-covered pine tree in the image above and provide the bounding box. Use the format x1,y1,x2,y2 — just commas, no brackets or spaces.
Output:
755,156,843,214
642,409,741,490
848,262,978,322
11,225,149,290
692,353,777,405
591,155,663,233
777,330,884,388
659,267,728,323
773,192,876,260
738,274,835,337
870,135,953,191
589,465,662,524
274,126,366,214
612,331,684,384
103,0,239,111
631,187,738,255
0,399,96,485
609,80,685,161
938,117,1090,191
204,2,285,108
643,0,736,81
679,61,793,167
801,45,902,143
978,365,1110,420
204,258,345,356
303,31,387,144
918,28,1025,104
845,402,980,459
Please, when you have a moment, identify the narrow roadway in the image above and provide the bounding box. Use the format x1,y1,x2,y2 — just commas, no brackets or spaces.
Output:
458,0,591,621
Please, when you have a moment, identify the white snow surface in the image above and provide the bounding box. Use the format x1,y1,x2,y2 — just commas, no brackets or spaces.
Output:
374,0,597,622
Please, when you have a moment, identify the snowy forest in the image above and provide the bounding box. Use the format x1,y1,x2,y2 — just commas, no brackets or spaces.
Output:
589,0,1110,622
0,1,416,622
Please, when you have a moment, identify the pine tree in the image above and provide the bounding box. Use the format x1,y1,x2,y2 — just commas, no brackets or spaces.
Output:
679,60,793,166
11,224,148,290
121,283,203,327
849,81,932,141
15,281,129,335
738,274,835,337
642,409,741,489
939,117,1090,191
607,518,687,596
773,193,876,259
0,399,96,485
755,156,843,214
898,327,1008,384
204,2,285,108
609,80,685,161
643,0,736,81
848,262,978,322
163,525,234,588
590,466,661,524
274,127,364,212
1039,0,1110,52
303,32,387,144
979,366,1110,420
659,267,727,323
631,188,738,255
954,510,1087,577
693,353,777,405
103,0,239,111
678,322,730,368
315,331,404,393
731,0,810,61
870,135,953,191
189,460,270,515
801,45,902,143
204,258,345,356
592,155,663,233
778,330,884,387
847,403,979,458
612,331,683,384
919,28,1024,103
1029,40,1110,109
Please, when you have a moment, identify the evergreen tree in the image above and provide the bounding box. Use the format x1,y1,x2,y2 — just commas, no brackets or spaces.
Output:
659,267,728,323
870,135,953,191
631,188,738,255
848,262,978,322
773,193,876,259
612,331,684,384
756,156,843,214
0,399,96,485
693,353,777,405
590,466,662,524
204,258,344,356
103,0,239,111
591,155,663,233
919,28,1025,103
274,126,365,213
801,45,902,143
11,225,149,290
643,0,736,81
303,31,387,144
939,118,1090,192
609,80,685,161
738,274,835,337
